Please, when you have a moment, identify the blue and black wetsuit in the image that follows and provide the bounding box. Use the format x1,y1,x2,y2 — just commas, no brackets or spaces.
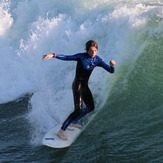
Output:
55,53,114,131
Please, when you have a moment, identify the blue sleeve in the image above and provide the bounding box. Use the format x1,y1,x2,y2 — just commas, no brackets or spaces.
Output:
98,59,115,73
55,53,81,61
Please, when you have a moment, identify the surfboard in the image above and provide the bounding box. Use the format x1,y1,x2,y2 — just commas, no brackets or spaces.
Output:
42,124,82,148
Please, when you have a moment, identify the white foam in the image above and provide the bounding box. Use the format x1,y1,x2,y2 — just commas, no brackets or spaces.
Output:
0,2,13,36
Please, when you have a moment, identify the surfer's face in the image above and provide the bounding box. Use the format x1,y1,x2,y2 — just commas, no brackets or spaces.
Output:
88,46,98,58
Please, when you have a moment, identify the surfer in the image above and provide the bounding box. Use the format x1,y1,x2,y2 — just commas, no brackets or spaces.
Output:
42,40,116,140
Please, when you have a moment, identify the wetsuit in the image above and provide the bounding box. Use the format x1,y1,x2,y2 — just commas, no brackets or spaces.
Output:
55,53,114,131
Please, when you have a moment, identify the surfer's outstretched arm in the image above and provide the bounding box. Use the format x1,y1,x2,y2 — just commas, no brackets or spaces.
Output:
42,53,80,61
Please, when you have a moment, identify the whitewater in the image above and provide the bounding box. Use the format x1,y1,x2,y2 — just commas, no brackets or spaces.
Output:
0,0,163,162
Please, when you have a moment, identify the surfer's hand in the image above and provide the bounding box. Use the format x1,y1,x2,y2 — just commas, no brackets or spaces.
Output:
42,53,56,60
110,60,116,66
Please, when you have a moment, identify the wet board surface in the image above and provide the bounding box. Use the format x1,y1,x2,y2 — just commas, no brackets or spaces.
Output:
42,125,82,148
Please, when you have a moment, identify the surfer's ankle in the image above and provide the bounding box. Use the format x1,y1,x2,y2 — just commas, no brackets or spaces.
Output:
70,123,83,129
58,129,68,140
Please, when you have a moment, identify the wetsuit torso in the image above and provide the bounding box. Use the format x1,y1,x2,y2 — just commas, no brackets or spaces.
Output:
56,52,114,81
55,53,114,131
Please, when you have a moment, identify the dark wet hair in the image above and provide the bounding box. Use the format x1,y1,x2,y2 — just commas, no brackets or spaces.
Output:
85,40,98,52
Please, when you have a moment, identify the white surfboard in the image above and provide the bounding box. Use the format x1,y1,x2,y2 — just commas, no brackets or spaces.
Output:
42,124,82,148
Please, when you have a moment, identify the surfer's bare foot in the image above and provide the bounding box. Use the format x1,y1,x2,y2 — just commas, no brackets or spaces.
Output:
69,123,83,129
57,129,68,140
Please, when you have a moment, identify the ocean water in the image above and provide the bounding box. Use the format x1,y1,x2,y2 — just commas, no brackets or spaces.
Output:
0,0,163,162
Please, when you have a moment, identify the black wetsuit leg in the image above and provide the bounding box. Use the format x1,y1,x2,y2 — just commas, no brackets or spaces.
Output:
61,79,95,131
61,80,83,131
74,83,95,121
